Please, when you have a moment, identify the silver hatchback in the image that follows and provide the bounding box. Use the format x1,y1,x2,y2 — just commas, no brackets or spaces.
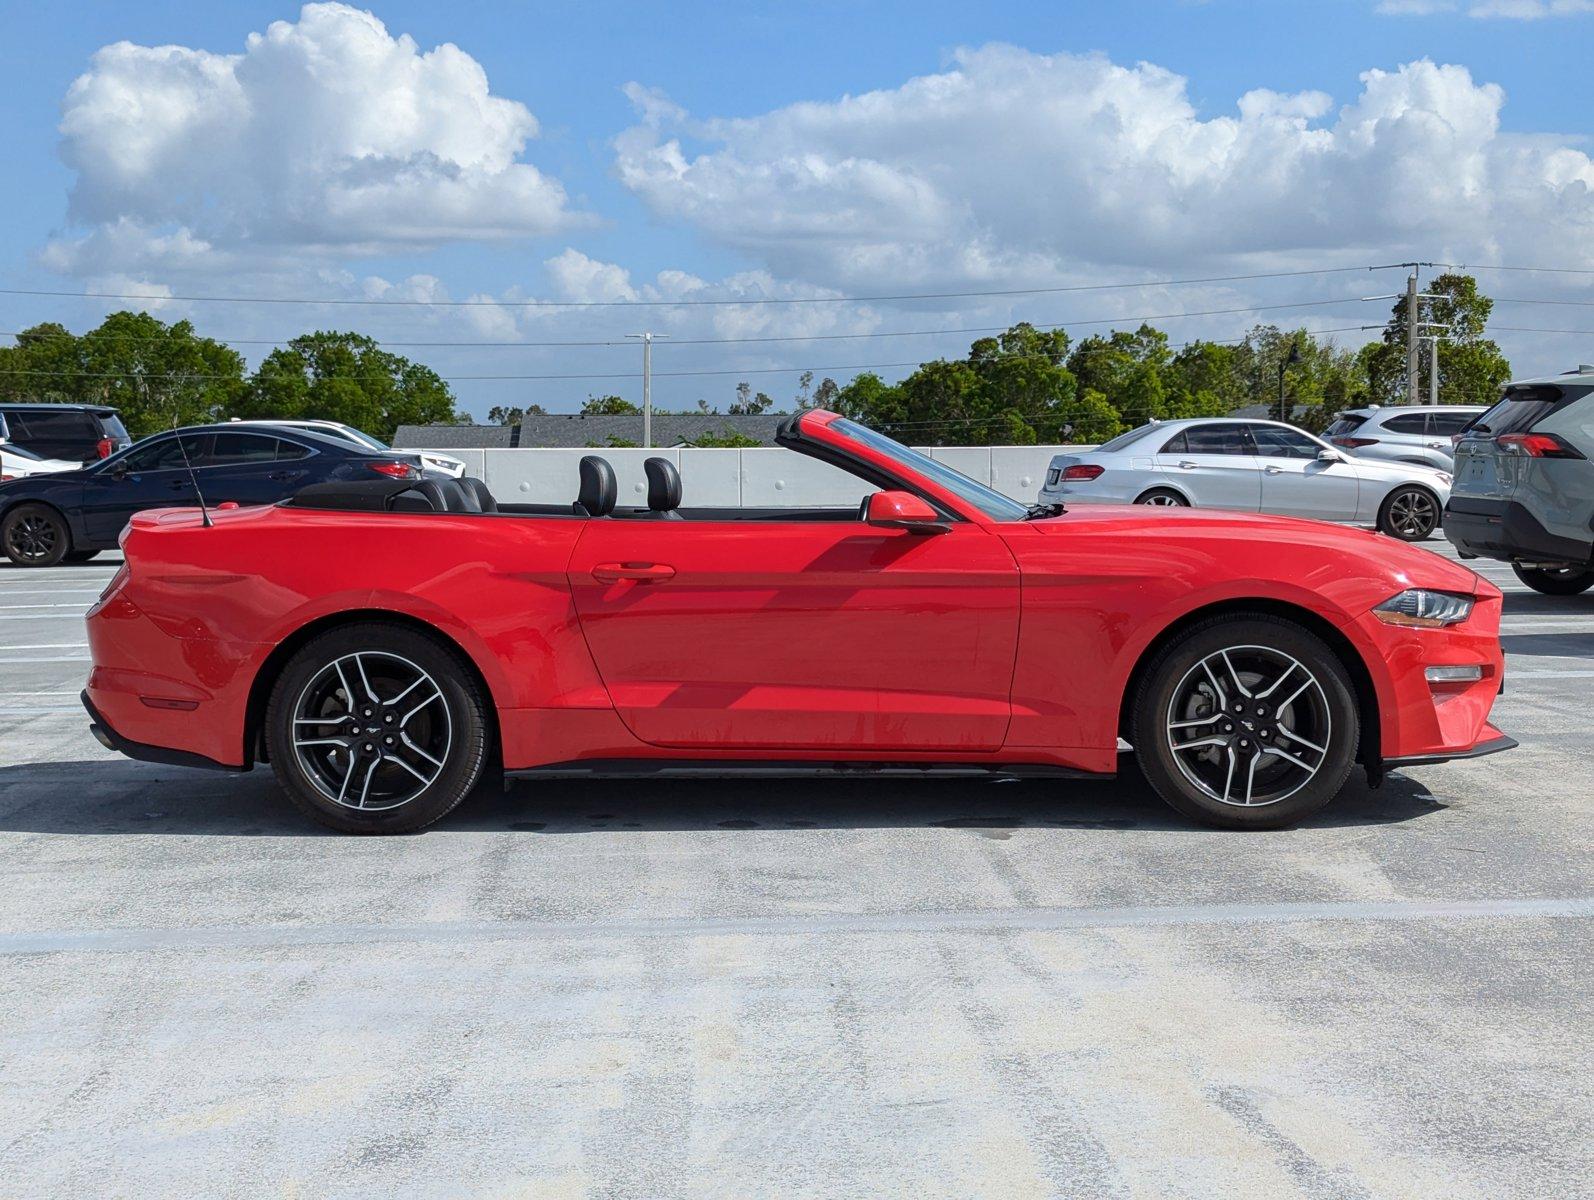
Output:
1322,405,1487,471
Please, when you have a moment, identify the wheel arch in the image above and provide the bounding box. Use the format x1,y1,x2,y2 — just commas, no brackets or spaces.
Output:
242,609,501,768
1116,597,1381,771
1134,484,1193,506
0,496,79,551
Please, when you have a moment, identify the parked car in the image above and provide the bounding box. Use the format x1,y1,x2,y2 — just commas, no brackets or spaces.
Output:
226,419,467,478
0,424,432,566
0,403,131,463
1,443,80,481
1036,418,1452,540
1322,405,1488,470
82,409,1511,835
1444,366,1594,594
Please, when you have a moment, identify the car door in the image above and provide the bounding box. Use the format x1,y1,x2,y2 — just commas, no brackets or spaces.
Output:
1248,424,1361,520
1153,423,1262,510
79,433,205,543
566,516,1021,752
198,432,313,505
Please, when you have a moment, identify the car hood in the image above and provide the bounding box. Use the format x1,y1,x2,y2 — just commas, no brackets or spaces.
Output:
1022,504,1484,593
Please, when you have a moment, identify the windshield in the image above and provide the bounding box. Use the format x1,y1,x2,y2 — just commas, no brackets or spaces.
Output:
829,418,1030,521
4,444,45,462
1322,414,1368,438
337,427,389,451
1096,424,1160,453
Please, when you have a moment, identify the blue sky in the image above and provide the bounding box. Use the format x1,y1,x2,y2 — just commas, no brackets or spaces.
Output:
2,0,1591,416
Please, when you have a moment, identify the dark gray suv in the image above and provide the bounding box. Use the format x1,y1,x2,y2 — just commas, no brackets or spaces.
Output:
1444,366,1594,594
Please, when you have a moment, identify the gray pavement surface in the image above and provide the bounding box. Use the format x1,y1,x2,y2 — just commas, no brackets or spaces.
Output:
0,541,1590,1198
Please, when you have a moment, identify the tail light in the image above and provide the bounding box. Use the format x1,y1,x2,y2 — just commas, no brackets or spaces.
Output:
1333,437,1379,449
0,473,12,482
1495,432,1585,459
1061,464,1105,481
367,460,420,480
95,437,117,459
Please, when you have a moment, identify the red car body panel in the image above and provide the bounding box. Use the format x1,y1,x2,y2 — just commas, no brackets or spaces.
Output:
84,410,1508,778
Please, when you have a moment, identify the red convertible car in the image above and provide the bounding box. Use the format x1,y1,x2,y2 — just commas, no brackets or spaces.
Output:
82,410,1513,833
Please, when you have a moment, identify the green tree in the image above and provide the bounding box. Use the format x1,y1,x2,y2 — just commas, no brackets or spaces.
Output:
1362,273,1510,407
238,331,455,439
581,394,639,415
729,382,775,415
488,403,545,425
691,428,762,448
0,312,246,437
1066,388,1124,443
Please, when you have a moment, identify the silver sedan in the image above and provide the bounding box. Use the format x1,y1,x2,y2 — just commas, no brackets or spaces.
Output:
1037,418,1453,541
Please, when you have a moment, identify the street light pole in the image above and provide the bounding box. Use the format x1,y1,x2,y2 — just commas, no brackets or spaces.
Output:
1277,340,1303,424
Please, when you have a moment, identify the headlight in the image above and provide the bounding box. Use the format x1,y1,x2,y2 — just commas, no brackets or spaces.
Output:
1373,589,1474,628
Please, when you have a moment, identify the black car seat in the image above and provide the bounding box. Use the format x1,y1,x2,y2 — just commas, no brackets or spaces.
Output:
458,476,498,513
574,455,617,516
641,457,683,519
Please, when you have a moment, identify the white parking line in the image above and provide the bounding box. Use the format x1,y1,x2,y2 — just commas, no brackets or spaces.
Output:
0,602,91,611
0,654,90,663
0,614,90,622
1,643,87,650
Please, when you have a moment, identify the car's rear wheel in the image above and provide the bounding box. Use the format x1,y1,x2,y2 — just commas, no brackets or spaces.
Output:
1378,486,1439,541
1136,488,1189,507
1131,615,1359,830
2,503,70,567
264,623,490,834
1512,563,1594,596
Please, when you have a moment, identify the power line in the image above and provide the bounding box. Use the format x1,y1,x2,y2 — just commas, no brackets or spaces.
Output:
0,297,1379,351
1437,263,1594,277
0,264,1393,309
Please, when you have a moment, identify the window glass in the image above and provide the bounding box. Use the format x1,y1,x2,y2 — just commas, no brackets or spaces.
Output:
1429,411,1477,436
830,418,1029,520
1248,425,1322,459
118,434,208,471
1382,412,1430,434
1467,387,1568,438
1096,424,1159,453
14,409,96,438
208,433,281,464
100,413,130,441
1322,414,1367,438
1159,431,1187,454
275,439,312,461
1182,424,1254,455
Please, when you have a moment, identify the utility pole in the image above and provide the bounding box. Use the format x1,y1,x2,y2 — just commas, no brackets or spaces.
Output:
1405,270,1420,407
626,332,668,448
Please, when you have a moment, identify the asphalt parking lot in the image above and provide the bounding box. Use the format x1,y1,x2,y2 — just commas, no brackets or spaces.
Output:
1,541,1590,1199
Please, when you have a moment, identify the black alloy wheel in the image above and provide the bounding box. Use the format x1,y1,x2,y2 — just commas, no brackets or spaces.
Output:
2,503,70,567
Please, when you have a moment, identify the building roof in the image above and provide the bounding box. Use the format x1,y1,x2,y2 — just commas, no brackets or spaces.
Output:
393,413,787,449
391,423,515,449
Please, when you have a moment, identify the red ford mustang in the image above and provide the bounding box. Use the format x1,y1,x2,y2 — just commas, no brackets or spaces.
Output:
82,409,1513,834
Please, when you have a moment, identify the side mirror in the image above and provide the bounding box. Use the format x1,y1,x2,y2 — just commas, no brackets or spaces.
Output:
1317,448,1346,463
107,461,130,480
866,490,949,534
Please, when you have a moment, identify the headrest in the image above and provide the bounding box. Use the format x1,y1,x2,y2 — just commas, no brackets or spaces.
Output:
576,455,617,517
644,457,682,512
458,476,497,513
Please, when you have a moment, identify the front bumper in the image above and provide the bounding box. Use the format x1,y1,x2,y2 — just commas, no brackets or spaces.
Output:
1443,497,1592,567
1383,729,1517,771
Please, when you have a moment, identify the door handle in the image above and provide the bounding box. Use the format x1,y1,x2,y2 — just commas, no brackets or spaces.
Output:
1264,465,1283,475
592,562,676,583
268,469,306,482
1177,460,1197,469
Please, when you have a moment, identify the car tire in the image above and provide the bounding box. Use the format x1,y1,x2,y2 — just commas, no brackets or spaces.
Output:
264,622,491,834
1377,486,1439,541
1135,488,1190,507
1130,614,1359,830
2,503,71,567
1512,563,1594,596
64,550,101,563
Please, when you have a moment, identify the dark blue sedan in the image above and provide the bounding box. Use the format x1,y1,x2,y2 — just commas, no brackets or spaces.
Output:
0,424,431,566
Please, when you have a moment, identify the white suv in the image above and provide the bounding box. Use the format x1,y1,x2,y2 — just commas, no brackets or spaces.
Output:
1322,405,1487,471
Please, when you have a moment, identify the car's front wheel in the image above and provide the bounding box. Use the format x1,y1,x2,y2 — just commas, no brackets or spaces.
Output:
264,623,491,833
1512,563,1594,596
1131,615,1359,829
1378,486,1439,541
1,503,70,567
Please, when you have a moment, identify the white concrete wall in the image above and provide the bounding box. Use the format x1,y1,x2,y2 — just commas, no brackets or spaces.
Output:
413,444,1096,506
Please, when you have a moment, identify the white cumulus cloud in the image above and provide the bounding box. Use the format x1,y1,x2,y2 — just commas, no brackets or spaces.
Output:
614,47,1594,291
48,2,587,278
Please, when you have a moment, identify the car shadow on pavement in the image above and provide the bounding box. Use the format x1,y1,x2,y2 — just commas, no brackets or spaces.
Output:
1498,592,1592,616
1500,631,1594,657
0,758,1446,837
